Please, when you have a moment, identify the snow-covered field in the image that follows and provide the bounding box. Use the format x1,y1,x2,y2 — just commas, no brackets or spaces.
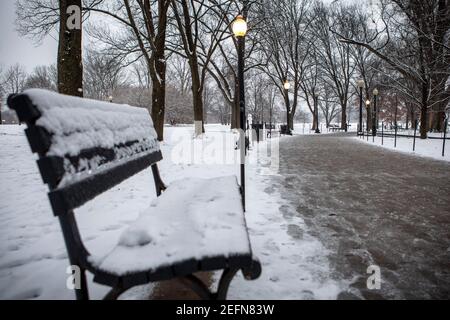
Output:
0,124,344,300
354,133,450,162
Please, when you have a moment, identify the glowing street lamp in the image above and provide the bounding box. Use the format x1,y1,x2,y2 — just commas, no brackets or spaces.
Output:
233,14,248,211
232,15,248,38
283,80,291,91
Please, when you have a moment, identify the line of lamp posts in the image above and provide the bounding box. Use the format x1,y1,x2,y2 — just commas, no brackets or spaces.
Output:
357,79,380,137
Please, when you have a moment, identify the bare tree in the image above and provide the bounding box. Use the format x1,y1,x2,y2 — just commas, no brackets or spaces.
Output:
319,85,340,128
336,0,450,138
311,2,356,130
83,50,127,100
167,54,191,94
298,46,320,130
89,0,171,140
169,0,234,135
256,0,312,130
2,64,28,94
24,65,58,91
165,85,194,125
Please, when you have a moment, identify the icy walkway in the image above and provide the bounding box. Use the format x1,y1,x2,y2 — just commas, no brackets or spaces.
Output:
278,133,450,299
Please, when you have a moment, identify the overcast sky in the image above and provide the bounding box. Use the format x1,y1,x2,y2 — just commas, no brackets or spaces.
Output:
0,0,58,72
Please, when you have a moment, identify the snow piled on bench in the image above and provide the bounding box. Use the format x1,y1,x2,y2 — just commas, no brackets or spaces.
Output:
26,88,159,157
90,175,251,275
25,89,160,187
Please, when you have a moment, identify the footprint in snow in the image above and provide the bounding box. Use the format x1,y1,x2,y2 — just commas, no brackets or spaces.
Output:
100,224,123,232
8,288,42,300
264,239,280,253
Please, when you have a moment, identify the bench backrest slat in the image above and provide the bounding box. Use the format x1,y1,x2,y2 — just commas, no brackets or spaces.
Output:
8,89,162,214
48,150,162,215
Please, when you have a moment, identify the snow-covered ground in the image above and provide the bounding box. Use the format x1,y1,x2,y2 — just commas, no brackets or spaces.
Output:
354,133,450,162
293,123,358,135
0,124,345,300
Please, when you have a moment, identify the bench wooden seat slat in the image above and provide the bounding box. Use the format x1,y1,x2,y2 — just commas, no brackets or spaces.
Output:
7,89,261,300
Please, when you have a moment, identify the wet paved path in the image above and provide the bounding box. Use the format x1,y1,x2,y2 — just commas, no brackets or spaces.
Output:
278,133,450,299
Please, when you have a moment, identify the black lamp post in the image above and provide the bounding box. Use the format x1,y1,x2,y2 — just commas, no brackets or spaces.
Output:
366,99,371,136
372,88,378,136
283,79,292,135
232,15,248,211
357,80,364,134
315,93,320,134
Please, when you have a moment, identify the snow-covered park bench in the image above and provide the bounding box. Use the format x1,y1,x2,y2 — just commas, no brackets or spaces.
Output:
8,89,261,300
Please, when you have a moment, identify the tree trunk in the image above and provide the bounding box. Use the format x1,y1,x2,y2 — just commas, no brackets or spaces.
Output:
411,111,416,129
188,56,205,135
149,3,168,142
405,108,409,130
193,88,205,135
311,112,317,131
431,110,446,132
289,114,294,130
151,73,166,141
284,94,290,130
420,81,428,139
341,101,347,130
290,86,298,131
58,0,83,96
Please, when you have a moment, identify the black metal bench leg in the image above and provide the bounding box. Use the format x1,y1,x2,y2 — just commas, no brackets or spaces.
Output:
215,268,239,300
103,284,128,300
75,268,89,300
